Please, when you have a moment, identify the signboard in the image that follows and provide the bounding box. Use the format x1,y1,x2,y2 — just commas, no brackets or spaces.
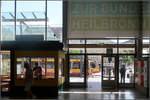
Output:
68,1,150,38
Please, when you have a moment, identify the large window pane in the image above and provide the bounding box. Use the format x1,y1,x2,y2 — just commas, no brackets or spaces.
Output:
69,48,85,54
1,1,62,41
1,1,15,40
47,1,62,41
143,48,149,54
87,48,106,54
143,38,150,44
119,39,135,44
16,57,27,79
16,57,55,79
16,1,45,39
0,51,11,92
69,40,85,44
1,52,10,75
119,48,135,54
87,39,117,44
87,48,117,54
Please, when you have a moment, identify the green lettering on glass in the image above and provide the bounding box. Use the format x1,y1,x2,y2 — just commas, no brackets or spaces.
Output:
71,16,146,31
70,1,149,16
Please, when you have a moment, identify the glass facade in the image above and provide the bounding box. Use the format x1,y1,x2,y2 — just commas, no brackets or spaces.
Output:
1,0,62,41
1,1,15,40
16,1,45,37
68,38,136,54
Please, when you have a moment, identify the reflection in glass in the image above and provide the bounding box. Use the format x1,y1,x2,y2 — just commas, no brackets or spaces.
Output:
59,58,64,77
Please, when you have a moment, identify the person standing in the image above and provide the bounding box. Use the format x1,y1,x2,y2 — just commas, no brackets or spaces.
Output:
24,62,33,98
120,65,126,83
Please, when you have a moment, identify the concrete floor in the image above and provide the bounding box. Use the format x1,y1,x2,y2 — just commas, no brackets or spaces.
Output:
0,86,148,100
58,82,147,100
59,76,148,100
0,77,148,100
59,89,147,100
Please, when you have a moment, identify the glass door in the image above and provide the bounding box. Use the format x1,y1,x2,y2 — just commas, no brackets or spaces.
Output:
87,55,102,90
69,55,85,85
102,56,117,88
119,55,135,87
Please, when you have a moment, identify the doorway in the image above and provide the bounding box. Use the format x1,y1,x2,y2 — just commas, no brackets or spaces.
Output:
87,55,102,91
102,55,117,88
119,55,135,87
69,55,85,86
68,54,135,89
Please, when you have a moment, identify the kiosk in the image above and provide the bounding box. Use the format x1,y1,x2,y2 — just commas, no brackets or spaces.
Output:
1,40,66,98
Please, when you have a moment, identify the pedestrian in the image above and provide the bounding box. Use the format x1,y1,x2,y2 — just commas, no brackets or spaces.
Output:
24,62,33,98
120,65,126,83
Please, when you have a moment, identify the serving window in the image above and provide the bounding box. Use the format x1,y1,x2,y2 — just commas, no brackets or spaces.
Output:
16,57,55,79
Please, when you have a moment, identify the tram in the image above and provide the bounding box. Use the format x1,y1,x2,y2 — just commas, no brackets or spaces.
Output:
69,58,100,76
1,57,100,78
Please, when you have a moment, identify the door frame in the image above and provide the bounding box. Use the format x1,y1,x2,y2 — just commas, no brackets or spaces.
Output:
67,54,135,88
118,55,136,88
68,54,86,87
102,55,118,88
